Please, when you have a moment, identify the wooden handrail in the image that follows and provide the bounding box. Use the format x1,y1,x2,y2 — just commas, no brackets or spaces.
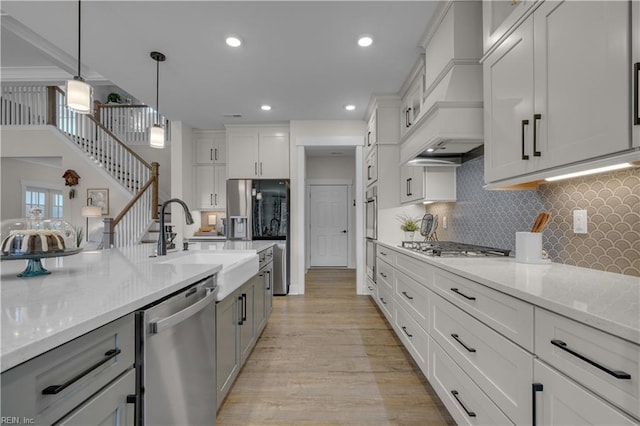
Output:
151,162,159,220
112,175,156,228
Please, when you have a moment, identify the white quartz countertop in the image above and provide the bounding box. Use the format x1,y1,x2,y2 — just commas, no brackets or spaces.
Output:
376,242,640,345
1,246,221,372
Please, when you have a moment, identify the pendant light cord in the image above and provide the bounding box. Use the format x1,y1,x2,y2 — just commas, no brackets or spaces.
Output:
156,57,160,125
77,0,82,78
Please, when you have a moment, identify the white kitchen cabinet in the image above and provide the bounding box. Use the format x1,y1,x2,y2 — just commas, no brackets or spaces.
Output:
400,165,457,204
195,130,226,165
634,0,640,147
366,112,376,152
238,278,256,365
365,146,378,186
482,0,536,55
227,127,290,179
533,360,638,426
365,96,401,147
535,308,640,419
216,290,240,409
195,164,226,210
484,0,631,184
400,60,425,138
395,302,430,379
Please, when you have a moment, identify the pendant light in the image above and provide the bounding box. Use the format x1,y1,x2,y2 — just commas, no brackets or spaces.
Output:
65,0,93,114
149,51,166,149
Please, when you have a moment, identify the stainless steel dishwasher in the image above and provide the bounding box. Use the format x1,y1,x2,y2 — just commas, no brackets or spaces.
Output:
136,275,217,426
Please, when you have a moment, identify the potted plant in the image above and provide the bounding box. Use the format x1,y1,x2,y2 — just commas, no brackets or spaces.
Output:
397,213,420,241
106,92,121,104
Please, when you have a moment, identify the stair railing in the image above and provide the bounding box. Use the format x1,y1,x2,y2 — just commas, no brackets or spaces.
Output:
1,85,160,248
95,103,170,145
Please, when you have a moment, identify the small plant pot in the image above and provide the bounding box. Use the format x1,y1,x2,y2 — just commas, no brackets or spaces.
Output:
404,231,415,241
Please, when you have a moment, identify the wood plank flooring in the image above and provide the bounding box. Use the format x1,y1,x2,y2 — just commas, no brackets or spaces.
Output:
216,269,454,425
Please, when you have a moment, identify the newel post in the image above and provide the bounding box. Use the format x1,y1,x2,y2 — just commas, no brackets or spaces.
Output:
46,86,57,125
151,162,160,220
102,217,115,249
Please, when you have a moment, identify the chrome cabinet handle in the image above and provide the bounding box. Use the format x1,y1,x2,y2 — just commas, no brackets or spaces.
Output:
533,114,542,157
42,348,122,395
450,287,476,301
401,291,413,300
451,333,476,353
550,339,631,379
451,390,476,417
521,119,530,160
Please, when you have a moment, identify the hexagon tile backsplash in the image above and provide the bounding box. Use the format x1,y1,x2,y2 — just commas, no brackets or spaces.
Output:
425,156,639,277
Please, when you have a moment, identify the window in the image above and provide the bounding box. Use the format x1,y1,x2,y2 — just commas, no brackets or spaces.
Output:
24,186,64,218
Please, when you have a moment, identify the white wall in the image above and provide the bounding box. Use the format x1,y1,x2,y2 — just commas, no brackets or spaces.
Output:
290,120,366,295
130,145,171,197
1,127,131,240
169,121,196,246
306,155,356,268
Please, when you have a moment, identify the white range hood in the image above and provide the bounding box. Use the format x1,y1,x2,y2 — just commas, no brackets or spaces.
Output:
400,0,484,165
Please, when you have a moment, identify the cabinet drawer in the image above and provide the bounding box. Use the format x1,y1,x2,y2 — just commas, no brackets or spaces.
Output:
366,277,376,297
535,308,640,419
395,303,429,379
395,269,430,331
534,360,638,426
376,245,396,264
376,283,394,325
430,294,533,425
1,314,135,424
430,337,514,426
432,269,534,351
376,259,394,291
395,250,434,287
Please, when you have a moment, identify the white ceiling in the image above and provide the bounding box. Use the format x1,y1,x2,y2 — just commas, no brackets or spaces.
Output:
1,1,439,130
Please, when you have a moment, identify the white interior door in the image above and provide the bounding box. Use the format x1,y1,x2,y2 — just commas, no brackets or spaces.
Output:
309,185,348,267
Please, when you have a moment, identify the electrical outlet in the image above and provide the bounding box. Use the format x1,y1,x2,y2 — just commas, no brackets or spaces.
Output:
573,210,587,234
443,216,448,229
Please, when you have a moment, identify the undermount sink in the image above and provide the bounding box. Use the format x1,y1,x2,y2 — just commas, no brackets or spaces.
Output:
159,251,258,300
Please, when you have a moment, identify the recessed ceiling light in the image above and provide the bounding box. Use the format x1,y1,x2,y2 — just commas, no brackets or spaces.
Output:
357,35,374,47
426,148,435,152
345,104,356,111
225,36,242,47
261,105,272,111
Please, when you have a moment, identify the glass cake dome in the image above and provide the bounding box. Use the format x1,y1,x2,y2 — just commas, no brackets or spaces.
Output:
1,209,81,277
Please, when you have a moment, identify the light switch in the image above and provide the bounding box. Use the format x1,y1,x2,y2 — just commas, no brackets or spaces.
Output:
443,216,448,229
573,210,587,234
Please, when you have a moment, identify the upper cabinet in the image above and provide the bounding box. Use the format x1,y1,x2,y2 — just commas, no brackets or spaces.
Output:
482,0,537,55
195,131,226,165
400,58,425,138
400,165,457,205
483,0,632,185
634,1,640,147
226,126,290,179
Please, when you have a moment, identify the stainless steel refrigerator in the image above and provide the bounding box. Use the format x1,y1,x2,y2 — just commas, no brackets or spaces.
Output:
227,179,290,295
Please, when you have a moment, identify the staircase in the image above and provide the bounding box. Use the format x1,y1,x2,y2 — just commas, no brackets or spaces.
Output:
1,85,164,248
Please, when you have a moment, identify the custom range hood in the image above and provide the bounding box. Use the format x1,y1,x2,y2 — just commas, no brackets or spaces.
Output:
400,0,484,166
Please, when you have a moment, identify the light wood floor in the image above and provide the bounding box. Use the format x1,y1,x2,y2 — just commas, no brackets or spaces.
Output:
216,269,455,426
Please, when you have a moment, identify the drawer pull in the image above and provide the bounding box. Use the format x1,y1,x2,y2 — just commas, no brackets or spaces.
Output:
380,251,387,256
380,297,387,305
550,339,631,380
532,383,543,426
368,286,373,291
380,272,388,278
451,390,476,417
450,288,476,301
42,348,122,395
401,291,414,300
451,333,476,353
401,326,413,338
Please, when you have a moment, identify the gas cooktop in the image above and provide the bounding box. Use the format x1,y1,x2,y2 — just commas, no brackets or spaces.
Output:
400,241,511,257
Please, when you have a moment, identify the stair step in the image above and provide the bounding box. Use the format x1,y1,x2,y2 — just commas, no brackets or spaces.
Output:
141,240,157,244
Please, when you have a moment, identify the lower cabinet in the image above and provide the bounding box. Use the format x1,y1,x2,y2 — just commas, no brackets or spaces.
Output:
394,303,430,379
216,254,274,410
0,314,135,424
533,360,638,426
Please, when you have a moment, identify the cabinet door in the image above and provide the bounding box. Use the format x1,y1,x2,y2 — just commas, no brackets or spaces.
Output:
239,280,256,364
227,133,259,178
533,360,638,426
482,0,534,54
365,147,378,186
195,137,214,165
57,369,135,426
255,269,268,334
634,1,640,147
213,165,226,209
265,265,273,315
258,133,289,178
533,0,630,170
216,293,240,409
212,133,226,164
367,113,377,149
195,165,214,209
423,166,456,202
483,17,536,183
